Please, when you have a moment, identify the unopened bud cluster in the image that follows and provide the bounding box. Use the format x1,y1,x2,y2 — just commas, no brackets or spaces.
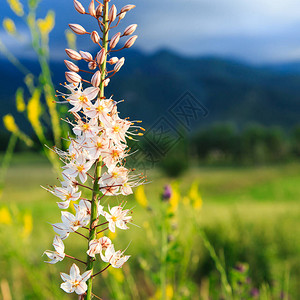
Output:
43,1,145,299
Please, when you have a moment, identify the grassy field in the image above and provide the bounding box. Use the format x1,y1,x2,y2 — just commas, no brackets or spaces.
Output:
0,154,300,299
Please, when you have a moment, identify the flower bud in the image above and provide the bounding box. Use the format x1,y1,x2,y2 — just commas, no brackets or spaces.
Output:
124,35,138,48
69,23,87,35
89,0,96,17
108,5,117,22
103,78,110,87
110,32,121,49
96,49,106,65
95,4,103,18
65,48,82,60
124,24,137,36
65,71,81,84
119,12,126,20
91,71,101,87
64,60,79,72
79,50,93,62
114,57,125,72
120,4,135,13
88,61,97,70
73,0,85,14
108,57,119,65
91,31,100,44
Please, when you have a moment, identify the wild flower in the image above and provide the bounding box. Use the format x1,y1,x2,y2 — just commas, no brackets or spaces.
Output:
43,0,145,299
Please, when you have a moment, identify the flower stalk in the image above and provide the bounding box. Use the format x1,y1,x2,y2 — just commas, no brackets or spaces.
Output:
43,0,145,299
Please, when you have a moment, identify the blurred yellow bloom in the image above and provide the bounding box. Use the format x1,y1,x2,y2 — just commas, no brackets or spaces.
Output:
166,284,174,299
27,89,44,140
188,180,202,210
16,88,26,112
0,207,12,225
65,29,77,50
135,185,148,208
3,18,17,36
7,0,24,16
108,267,124,283
108,230,117,240
37,11,55,37
22,212,33,239
168,182,180,213
3,114,18,133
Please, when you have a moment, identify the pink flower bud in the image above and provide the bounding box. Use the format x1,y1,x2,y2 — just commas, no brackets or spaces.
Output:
103,78,110,87
114,57,125,72
124,24,137,36
65,71,81,84
69,24,87,35
119,12,126,20
91,31,100,44
120,4,135,13
79,50,93,62
110,32,121,49
88,61,97,70
65,49,82,60
64,60,79,72
73,0,85,14
96,4,103,18
91,71,101,87
108,5,117,22
89,0,96,17
108,57,119,65
124,35,138,48
96,49,106,65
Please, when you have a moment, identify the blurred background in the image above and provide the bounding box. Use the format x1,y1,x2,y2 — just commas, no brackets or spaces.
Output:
0,0,300,299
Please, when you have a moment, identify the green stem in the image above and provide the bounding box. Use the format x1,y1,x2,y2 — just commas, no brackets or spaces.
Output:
85,158,102,300
85,2,109,299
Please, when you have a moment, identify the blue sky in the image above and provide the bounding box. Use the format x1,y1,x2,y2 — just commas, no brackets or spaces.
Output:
1,0,300,64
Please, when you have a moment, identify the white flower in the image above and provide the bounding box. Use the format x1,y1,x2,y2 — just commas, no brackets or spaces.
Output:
106,118,131,145
85,135,109,160
104,205,132,232
62,154,94,183
73,118,100,139
44,235,65,264
52,186,81,209
100,244,130,268
52,210,89,239
68,86,99,113
74,200,103,219
87,236,112,257
60,263,92,295
84,98,114,127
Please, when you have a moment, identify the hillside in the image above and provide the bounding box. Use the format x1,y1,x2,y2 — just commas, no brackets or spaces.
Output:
1,49,300,132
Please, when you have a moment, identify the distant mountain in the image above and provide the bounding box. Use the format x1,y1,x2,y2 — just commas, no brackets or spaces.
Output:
1,49,300,133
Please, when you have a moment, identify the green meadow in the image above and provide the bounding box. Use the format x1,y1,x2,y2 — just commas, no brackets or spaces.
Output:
0,154,299,299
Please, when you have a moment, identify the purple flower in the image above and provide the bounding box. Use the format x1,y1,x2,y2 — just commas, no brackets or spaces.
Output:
162,184,172,201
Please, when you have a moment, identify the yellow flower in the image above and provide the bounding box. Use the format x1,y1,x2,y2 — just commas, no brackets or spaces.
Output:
3,18,17,35
7,0,24,16
166,284,174,299
3,114,18,133
0,207,12,225
134,185,148,208
108,267,124,283
22,212,33,239
168,182,180,214
27,89,45,140
37,11,55,37
188,180,202,210
16,88,26,112
65,29,77,50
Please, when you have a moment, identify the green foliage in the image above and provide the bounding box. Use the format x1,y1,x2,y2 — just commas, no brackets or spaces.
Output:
1,155,299,299
192,122,292,165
